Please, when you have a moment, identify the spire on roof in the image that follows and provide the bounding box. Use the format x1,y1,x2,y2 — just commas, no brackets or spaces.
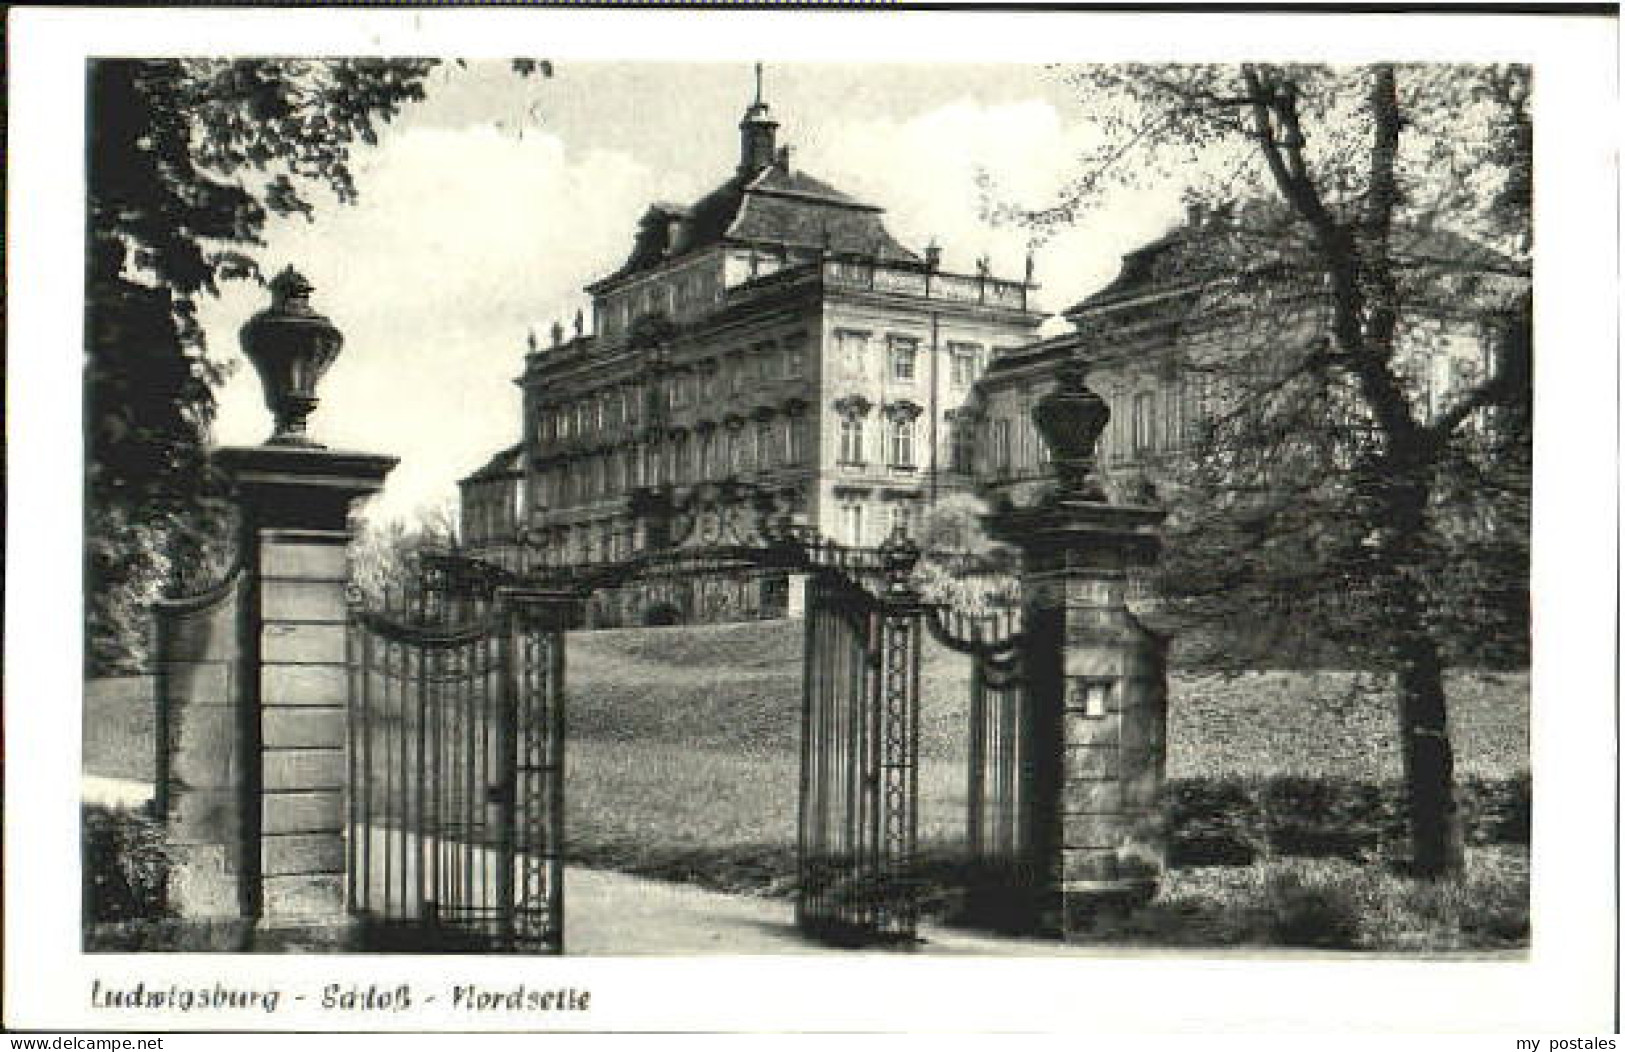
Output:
739,62,779,175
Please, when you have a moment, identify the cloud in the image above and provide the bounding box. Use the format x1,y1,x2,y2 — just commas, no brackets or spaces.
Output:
802,97,1185,330
201,123,653,524
201,89,1188,527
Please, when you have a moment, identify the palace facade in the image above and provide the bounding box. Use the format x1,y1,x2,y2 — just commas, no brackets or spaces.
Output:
461,85,1045,623
971,203,1527,507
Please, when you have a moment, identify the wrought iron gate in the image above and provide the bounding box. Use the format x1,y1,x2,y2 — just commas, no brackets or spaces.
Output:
795,564,924,945
926,606,1037,929
347,587,569,952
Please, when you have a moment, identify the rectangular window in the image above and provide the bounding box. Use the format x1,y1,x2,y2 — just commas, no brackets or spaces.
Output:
839,417,866,465
756,420,774,468
783,417,799,464
889,503,915,537
993,418,1013,472
1133,391,1157,454
753,341,777,382
949,342,982,387
1164,382,1183,449
784,334,806,378
837,330,868,377
842,503,864,547
889,337,918,383
951,420,976,473
890,418,916,469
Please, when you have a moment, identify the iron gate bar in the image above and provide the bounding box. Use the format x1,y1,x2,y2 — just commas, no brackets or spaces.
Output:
347,588,568,953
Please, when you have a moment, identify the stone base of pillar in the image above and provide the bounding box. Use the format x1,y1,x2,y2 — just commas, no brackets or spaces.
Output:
1058,878,1160,940
249,914,364,953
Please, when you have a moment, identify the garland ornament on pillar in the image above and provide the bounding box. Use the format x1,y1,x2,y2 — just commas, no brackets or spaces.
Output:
1031,356,1110,503
239,266,344,446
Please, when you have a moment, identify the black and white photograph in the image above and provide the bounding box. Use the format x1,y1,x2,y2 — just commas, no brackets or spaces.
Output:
5,4,1617,1037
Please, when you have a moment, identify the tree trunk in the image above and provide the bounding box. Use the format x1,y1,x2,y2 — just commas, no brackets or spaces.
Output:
1392,611,1465,876
1383,482,1466,878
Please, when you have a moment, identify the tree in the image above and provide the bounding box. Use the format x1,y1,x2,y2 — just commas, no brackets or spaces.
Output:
349,500,462,612
1001,64,1531,876
84,59,545,672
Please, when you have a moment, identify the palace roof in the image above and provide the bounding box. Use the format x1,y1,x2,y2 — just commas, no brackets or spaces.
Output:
587,93,919,295
460,443,524,486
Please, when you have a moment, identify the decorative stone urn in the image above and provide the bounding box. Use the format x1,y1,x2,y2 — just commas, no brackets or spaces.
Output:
1031,356,1110,503
239,266,343,446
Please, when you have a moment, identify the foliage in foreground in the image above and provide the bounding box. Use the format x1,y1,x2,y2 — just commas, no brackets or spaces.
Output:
83,804,171,924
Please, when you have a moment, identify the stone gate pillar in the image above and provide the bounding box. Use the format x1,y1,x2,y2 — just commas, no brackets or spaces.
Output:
157,269,394,946
985,358,1167,940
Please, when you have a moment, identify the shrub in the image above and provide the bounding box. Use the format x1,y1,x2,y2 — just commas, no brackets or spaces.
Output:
1164,774,1529,867
1165,777,1266,866
1262,865,1365,948
83,804,171,923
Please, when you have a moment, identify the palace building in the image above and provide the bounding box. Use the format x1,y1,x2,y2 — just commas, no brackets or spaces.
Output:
971,202,1527,508
460,81,1045,623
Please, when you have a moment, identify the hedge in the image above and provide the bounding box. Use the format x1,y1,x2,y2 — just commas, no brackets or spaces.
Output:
1164,773,1530,867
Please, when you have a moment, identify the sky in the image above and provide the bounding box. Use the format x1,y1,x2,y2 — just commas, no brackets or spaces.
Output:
198,62,1188,524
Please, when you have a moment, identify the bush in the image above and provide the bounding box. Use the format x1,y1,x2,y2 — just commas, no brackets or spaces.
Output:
83,804,172,923
1165,774,1529,867
1263,867,1365,948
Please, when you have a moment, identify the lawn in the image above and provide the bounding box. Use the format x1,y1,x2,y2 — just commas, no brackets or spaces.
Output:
84,618,1529,783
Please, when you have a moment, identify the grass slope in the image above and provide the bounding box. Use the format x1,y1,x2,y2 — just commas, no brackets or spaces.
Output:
84,618,1529,784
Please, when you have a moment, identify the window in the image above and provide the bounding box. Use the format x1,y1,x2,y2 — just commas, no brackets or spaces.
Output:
1132,391,1157,454
1163,382,1184,449
756,420,774,468
837,330,868,377
993,418,1013,473
754,341,777,382
889,338,918,383
889,503,915,537
673,435,689,483
839,417,866,465
782,417,800,464
950,418,977,473
890,418,916,469
949,342,982,387
842,503,865,547
784,335,806,379
699,362,717,401
728,354,746,394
